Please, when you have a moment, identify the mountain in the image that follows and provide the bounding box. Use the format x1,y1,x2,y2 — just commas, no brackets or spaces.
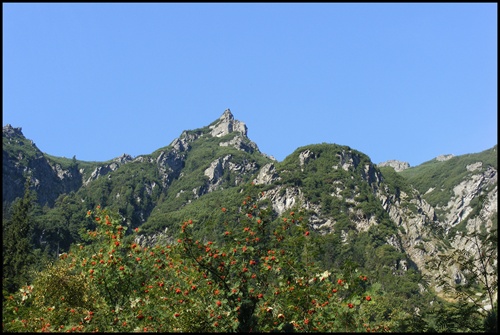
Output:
2,109,497,311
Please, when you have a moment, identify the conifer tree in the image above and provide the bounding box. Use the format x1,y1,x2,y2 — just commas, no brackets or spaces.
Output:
2,177,36,295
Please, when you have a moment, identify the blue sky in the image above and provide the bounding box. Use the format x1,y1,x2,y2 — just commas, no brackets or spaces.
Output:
3,3,497,167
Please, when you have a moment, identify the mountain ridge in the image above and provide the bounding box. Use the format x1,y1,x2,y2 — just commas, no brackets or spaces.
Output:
2,108,479,167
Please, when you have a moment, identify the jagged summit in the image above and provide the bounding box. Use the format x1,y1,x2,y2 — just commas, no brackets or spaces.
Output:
3,124,24,138
3,124,40,152
221,108,233,119
209,108,248,138
167,108,264,157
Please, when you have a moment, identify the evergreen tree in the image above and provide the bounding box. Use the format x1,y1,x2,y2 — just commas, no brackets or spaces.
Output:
2,177,36,295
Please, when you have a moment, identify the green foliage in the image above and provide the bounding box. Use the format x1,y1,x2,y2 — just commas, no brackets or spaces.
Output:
2,132,41,165
421,300,483,332
30,193,91,258
276,144,389,226
2,178,37,293
378,166,415,197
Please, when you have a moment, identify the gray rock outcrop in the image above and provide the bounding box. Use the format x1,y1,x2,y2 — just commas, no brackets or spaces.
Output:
436,154,454,161
378,160,410,172
209,109,248,137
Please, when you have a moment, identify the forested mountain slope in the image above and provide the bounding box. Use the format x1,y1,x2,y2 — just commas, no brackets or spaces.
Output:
3,110,497,332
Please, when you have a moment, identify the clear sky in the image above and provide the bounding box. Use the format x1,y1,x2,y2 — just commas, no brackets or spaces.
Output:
3,3,497,167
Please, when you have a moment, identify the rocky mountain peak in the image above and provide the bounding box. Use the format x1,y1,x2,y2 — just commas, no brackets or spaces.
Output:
114,153,133,163
209,108,248,137
221,108,233,119
3,124,24,138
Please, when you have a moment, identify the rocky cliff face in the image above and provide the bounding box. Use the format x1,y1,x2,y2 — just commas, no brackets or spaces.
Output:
440,165,496,230
83,154,134,185
3,125,83,206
